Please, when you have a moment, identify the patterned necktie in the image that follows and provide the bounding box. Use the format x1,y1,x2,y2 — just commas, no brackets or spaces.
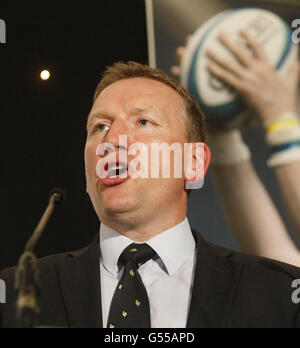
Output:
107,243,156,328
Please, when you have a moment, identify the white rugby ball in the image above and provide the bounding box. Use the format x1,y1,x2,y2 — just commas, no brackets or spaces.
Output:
180,8,299,129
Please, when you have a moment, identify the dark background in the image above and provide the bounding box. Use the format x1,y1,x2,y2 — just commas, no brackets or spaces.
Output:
0,1,148,269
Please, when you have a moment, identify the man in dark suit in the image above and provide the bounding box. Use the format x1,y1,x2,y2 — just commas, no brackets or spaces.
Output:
1,61,300,328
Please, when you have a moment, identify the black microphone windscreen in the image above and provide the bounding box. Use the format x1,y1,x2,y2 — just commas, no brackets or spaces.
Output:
48,188,67,206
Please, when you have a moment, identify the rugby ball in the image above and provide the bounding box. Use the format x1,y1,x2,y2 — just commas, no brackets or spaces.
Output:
180,8,299,129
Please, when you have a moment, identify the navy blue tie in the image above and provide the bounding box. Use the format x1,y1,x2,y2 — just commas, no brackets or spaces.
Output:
107,243,156,328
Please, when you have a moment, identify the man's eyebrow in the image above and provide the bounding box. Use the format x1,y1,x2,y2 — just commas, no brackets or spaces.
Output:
88,111,110,121
132,107,161,117
89,107,159,120
86,107,162,130
86,111,111,128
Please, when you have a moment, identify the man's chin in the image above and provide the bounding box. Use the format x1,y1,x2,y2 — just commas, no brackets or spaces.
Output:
100,194,139,216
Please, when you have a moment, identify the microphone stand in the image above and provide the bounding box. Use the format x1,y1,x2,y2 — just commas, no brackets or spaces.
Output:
15,189,66,328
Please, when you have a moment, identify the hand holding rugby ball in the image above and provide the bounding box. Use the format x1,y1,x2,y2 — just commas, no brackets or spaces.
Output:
180,8,299,130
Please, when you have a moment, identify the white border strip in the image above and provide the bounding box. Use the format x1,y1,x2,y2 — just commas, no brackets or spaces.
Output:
145,0,156,68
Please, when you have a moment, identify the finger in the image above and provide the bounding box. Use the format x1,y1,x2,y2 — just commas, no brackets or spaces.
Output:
206,49,250,79
176,46,185,64
207,62,246,91
240,30,269,62
218,33,256,68
170,65,181,77
185,35,192,45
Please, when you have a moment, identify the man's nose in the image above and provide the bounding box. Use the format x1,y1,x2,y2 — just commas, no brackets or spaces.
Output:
105,119,132,148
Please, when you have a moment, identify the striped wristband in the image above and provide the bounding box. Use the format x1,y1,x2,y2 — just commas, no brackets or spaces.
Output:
265,112,300,167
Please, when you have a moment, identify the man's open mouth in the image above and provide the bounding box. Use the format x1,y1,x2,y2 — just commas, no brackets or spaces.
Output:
105,161,128,178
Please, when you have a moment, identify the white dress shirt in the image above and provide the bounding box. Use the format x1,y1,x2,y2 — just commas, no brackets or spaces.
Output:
99,218,197,328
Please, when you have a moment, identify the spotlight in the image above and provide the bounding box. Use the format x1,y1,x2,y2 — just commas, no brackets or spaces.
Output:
40,70,50,81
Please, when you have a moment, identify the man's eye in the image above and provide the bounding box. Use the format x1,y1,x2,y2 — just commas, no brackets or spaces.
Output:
93,124,109,133
138,119,151,126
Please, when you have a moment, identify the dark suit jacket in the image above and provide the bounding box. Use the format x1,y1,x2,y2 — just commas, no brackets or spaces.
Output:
1,229,300,328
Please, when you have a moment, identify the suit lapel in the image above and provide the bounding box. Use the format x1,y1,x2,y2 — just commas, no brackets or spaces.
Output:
55,234,102,328
186,230,243,328
53,229,243,328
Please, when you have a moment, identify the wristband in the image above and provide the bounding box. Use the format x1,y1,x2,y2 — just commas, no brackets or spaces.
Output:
267,118,300,134
266,127,300,147
263,111,299,129
265,112,300,167
207,129,251,166
271,140,300,154
267,146,300,167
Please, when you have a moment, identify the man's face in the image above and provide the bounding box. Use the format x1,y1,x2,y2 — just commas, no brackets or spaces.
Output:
84,77,195,228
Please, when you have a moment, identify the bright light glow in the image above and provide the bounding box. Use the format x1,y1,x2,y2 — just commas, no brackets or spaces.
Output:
40,70,50,80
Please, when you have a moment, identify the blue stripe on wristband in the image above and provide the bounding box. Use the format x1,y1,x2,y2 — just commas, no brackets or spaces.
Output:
271,140,300,154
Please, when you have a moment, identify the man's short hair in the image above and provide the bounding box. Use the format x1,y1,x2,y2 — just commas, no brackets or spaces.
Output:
93,61,207,143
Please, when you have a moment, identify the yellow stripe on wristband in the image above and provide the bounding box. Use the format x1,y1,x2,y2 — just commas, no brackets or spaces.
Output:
267,118,300,134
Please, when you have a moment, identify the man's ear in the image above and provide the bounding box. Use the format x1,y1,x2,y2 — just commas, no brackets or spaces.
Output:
184,143,211,189
203,143,211,175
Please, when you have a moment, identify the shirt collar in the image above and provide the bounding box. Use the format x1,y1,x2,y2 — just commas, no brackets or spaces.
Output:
99,217,195,276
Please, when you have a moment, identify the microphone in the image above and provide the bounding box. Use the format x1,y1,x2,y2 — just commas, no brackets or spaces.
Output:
15,188,67,328
48,188,67,207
